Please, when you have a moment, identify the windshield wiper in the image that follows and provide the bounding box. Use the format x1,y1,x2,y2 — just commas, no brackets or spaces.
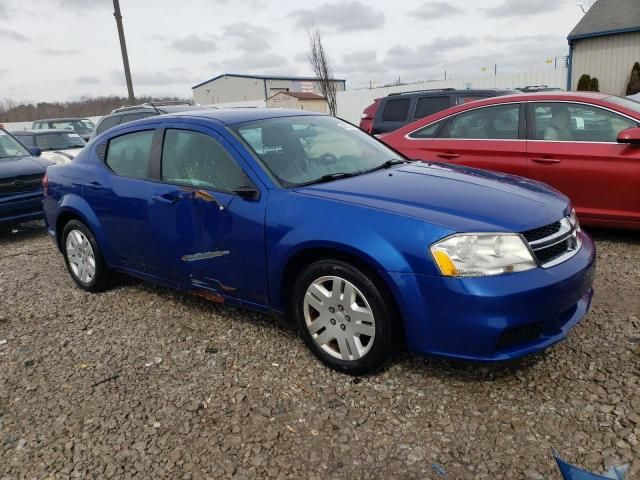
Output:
295,171,361,187
362,158,412,174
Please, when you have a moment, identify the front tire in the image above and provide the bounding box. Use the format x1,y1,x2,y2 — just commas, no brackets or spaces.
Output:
292,260,398,375
62,220,110,292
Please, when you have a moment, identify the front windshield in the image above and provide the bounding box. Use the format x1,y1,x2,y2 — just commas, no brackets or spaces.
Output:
0,130,31,160
35,132,86,150
606,95,640,114
50,119,95,134
233,116,405,186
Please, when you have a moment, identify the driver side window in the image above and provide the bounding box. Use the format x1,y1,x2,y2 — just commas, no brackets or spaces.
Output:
161,129,245,192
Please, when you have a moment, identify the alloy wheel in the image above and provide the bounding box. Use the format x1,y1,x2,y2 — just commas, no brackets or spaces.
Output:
66,229,96,284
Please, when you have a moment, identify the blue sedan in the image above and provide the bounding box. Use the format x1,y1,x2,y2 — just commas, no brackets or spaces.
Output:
43,109,595,374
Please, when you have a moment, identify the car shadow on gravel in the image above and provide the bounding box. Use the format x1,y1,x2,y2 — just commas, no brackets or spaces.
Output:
0,220,47,245
584,226,640,244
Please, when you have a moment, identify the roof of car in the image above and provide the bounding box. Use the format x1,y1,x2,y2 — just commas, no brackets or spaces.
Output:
170,107,323,125
34,117,89,122
12,129,78,134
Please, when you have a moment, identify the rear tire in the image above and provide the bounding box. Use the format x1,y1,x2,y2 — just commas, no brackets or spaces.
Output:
292,259,398,375
62,220,110,292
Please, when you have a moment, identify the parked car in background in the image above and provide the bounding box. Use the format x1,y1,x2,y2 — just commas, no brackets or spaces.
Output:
359,98,380,134
382,91,640,229
32,117,95,141
0,129,53,230
516,85,564,93
11,129,86,164
368,88,514,135
44,108,594,374
90,102,216,141
628,92,640,102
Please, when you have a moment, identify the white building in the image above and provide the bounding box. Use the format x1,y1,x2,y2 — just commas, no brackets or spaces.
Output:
568,0,640,95
192,73,346,105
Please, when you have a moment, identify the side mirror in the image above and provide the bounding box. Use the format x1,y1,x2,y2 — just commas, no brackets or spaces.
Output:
617,127,640,145
28,147,42,157
234,185,260,200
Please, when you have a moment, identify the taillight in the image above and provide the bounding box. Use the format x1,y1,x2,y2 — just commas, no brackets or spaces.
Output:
42,173,48,195
361,113,372,120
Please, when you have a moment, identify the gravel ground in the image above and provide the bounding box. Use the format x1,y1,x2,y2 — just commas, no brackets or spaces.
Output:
0,222,638,480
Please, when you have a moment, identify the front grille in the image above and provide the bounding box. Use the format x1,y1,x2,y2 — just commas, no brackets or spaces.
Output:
522,221,561,242
0,174,44,195
521,217,579,267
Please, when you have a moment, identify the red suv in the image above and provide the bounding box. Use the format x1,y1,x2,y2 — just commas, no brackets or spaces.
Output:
382,92,640,229
359,98,380,134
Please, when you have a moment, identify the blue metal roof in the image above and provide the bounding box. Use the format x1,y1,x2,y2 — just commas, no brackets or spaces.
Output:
170,107,324,125
192,73,346,89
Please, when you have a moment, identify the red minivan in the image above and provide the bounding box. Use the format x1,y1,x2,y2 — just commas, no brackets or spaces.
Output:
382,92,640,229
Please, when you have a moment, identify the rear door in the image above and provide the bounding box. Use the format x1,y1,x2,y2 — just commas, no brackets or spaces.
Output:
527,101,640,225
405,102,528,176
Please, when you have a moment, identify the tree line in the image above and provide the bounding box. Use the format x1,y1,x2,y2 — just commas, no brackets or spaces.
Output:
0,95,190,122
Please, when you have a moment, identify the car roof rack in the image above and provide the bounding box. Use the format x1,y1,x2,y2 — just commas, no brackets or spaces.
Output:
143,101,194,107
111,104,151,113
388,88,457,96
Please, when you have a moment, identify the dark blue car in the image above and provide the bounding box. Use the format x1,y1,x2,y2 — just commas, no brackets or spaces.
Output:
43,109,595,374
1,129,52,229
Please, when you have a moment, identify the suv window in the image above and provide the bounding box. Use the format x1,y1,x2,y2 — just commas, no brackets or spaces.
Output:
96,115,122,135
121,112,155,124
445,104,520,140
161,129,245,192
381,98,411,121
105,130,154,178
415,96,450,119
533,102,637,142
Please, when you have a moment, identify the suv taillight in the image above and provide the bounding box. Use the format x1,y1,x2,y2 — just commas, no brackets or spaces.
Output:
42,173,48,195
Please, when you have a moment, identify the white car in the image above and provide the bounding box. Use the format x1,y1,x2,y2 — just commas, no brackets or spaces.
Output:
10,129,86,164
628,92,640,102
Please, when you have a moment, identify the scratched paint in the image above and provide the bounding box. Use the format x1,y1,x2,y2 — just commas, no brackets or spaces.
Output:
181,250,230,262
192,290,225,304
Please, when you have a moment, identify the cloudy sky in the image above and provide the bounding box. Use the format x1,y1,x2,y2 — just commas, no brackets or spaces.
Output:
0,0,585,103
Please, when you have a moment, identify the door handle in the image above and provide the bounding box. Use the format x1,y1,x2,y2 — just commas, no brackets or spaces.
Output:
85,181,103,190
437,153,461,159
531,157,561,164
151,192,180,204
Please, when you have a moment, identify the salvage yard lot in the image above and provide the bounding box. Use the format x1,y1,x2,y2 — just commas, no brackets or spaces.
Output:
1,224,639,479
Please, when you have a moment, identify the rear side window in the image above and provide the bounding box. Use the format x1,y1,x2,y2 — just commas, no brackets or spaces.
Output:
120,112,154,124
381,98,411,121
409,119,447,139
415,96,450,119
15,134,35,147
446,104,521,140
105,130,154,178
96,115,122,135
161,129,245,192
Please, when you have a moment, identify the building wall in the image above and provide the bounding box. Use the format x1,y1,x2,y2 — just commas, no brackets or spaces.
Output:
193,76,346,104
266,94,328,113
336,68,568,124
571,32,640,95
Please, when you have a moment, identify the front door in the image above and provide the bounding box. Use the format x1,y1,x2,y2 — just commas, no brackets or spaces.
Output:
146,125,269,306
527,102,640,225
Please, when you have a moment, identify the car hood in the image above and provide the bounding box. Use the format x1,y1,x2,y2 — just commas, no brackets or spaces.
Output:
295,162,569,233
0,155,53,180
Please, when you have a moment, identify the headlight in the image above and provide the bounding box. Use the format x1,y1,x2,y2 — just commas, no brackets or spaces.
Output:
431,233,536,277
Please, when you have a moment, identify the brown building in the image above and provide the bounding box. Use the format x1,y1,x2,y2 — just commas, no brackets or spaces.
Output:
265,91,328,113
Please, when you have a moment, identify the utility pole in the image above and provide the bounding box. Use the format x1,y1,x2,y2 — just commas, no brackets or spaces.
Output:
113,0,135,104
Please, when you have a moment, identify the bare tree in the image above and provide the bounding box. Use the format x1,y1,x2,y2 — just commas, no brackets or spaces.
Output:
308,28,337,116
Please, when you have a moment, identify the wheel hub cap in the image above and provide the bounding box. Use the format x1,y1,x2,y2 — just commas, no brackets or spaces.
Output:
303,275,376,361
66,230,96,284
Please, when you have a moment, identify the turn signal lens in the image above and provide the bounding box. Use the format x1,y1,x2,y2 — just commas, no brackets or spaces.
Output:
430,233,536,277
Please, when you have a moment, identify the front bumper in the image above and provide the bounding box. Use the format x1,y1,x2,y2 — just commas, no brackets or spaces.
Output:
390,231,596,361
0,191,45,226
